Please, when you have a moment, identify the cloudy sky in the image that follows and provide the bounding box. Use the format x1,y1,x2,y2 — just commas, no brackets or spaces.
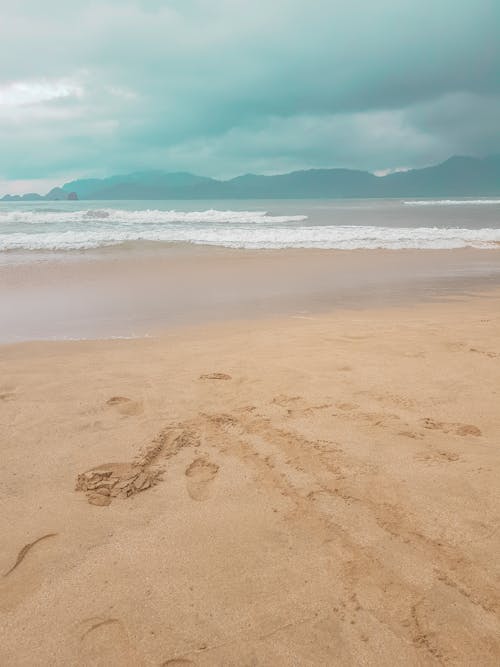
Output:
1,0,499,193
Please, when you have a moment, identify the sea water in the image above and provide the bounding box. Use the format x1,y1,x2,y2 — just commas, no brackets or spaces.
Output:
1,198,500,258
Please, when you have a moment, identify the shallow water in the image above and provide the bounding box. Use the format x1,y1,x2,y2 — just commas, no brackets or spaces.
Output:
1,245,500,343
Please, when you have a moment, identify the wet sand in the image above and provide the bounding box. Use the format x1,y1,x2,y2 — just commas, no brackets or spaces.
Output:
1,291,500,665
1,245,500,342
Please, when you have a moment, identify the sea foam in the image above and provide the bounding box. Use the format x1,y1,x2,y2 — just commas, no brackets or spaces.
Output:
404,199,500,206
2,224,500,251
1,207,500,251
0,208,307,225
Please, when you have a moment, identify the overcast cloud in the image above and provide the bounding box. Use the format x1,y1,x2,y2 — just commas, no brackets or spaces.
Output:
0,0,498,191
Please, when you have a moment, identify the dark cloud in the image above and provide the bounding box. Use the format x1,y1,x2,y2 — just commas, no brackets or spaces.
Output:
0,0,498,188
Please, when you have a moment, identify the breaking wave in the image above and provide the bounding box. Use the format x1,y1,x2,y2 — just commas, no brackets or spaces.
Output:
404,199,500,206
1,206,499,251
2,225,500,251
0,208,307,225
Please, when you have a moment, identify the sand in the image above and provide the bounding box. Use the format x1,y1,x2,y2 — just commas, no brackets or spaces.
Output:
1,293,500,665
2,246,500,342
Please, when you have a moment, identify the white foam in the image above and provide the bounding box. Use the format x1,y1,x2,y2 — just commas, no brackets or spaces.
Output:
2,225,500,251
0,208,307,225
1,206,500,251
404,199,500,206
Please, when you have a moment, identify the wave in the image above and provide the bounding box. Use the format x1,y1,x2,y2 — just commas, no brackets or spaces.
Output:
0,208,307,225
403,199,500,206
2,226,500,251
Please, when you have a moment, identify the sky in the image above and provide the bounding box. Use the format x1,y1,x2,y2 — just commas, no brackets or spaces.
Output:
0,0,499,193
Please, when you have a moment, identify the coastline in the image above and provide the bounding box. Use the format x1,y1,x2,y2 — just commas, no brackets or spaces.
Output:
1,292,500,664
1,245,500,343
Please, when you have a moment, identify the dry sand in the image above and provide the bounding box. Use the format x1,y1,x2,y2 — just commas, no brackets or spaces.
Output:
1,293,500,665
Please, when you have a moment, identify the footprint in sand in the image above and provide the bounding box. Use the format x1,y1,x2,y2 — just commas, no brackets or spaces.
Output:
271,394,302,407
469,347,499,358
270,395,332,418
185,458,219,501
75,425,202,506
105,396,143,416
336,402,359,411
415,450,460,463
3,533,58,577
0,385,17,402
399,430,424,440
78,617,140,664
420,418,481,437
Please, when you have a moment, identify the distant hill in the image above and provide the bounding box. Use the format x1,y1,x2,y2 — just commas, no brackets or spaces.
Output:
2,187,78,202
60,171,213,199
2,156,499,201
378,156,500,197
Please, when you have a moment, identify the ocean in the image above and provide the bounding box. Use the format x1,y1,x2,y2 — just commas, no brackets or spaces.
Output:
1,197,500,258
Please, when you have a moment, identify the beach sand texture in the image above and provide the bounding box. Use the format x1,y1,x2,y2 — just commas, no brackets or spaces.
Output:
1,295,500,665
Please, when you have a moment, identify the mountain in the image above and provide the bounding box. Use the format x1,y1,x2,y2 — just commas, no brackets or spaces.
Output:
2,156,499,201
60,171,214,199
378,156,500,197
45,187,76,201
224,168,380,198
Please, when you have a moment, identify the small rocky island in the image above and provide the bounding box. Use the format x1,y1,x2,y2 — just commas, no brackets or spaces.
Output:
1,187,78,201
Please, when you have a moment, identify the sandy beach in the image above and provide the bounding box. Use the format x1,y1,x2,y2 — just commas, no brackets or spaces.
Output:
2,0,500,661
1,288,500,665
2,245,500,343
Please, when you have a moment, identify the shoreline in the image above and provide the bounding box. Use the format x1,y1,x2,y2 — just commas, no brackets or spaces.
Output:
1,246,500,343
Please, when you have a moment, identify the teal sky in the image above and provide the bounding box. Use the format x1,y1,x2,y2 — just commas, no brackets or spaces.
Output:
1,0,499,193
